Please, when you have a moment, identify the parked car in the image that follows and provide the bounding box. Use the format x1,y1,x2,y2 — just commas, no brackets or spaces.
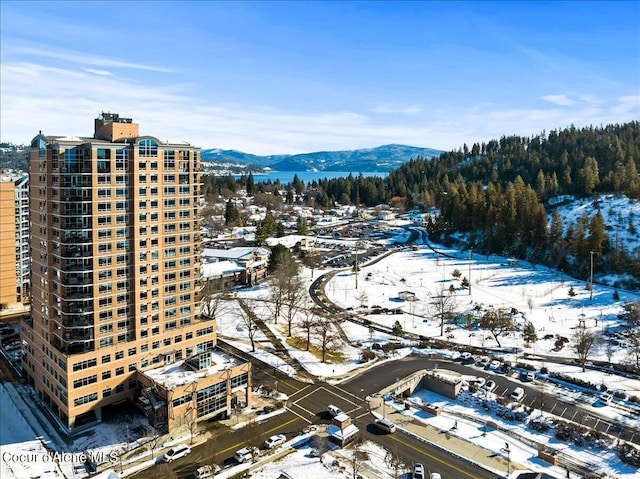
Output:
484,380,497,392
430,473,442,479
412,462,425,479
162,444,191,463
194,464,220,478
600,392,613,404
509,387,525,402
327,404,343,417
372,418,396,434
264,434,286,449
460,352,473,362
234,446,258,463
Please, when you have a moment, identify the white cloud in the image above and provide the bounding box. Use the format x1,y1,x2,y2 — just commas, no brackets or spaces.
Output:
83,68,113,76
540,94,576,106
371,104,423,114
13,45,173,72
1,59,638,155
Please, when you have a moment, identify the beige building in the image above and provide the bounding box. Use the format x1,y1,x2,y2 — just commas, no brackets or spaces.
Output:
0,175,30,310
21,113,251,434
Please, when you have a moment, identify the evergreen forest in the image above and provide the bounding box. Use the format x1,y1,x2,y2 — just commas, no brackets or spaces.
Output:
204,122,640,287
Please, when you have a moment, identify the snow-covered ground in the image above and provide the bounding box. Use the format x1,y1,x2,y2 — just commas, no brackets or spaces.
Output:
3,227,640,479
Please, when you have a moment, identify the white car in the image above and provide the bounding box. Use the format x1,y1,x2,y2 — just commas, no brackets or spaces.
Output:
264,434,286,449
162,444,191,462
234,446,259,463
484,380,497,392
194,464,220,478
412,463,425,479
509,387,525,402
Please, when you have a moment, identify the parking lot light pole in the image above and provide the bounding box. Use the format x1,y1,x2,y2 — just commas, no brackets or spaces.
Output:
502,443,511,477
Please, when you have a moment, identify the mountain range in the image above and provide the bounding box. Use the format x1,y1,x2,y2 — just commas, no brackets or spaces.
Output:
200,144,442,172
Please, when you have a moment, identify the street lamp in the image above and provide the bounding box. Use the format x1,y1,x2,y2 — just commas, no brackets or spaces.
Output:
502,442,511,477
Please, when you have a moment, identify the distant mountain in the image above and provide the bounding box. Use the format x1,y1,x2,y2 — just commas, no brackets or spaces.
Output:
200,144,442,172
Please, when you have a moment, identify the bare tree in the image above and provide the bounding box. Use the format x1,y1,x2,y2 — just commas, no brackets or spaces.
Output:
148,432,161,460
239,420,262,463
429,284,457,336
299,305,318,351
199,280,228,319
302,253,323,279
620,300,640,370
356,289,369,309
314,315,340,363
283,270,306,337
384,445,406,479
572,326,602,372
310,433,329,455
603,337,616,365
269,271,286,324
268,259,298,324
238,299,260,352
348,436,367,479
479,307,515,348
627,332,640,370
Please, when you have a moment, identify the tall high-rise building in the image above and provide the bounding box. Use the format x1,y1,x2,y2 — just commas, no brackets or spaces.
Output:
22,113,251,434
0,175,29,309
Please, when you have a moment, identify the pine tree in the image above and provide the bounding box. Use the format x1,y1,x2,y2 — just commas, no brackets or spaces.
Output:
224,199,240,226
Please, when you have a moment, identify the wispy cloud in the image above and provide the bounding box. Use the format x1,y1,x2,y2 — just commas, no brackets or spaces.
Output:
541,94,576,106
83,68,113,76
371,104,423,114
14,46,173,73
1,59,638,155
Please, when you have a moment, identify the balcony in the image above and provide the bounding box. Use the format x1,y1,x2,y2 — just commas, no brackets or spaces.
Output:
62,233,93,244
63,274,92,285
61,301,94,314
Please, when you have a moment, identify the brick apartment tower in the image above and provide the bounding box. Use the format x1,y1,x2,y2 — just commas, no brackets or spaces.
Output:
22,113,213,432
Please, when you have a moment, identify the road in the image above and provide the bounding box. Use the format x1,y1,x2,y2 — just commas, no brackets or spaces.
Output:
130,354,500,479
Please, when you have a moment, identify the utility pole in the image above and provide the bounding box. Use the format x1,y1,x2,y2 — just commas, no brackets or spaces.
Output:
589,250,595,300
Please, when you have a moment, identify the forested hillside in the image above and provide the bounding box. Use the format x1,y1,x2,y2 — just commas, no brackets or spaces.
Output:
314,123,640,286
204,122,640,287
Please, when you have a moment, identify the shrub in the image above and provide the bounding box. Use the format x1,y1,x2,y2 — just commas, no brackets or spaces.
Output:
361,350,377,362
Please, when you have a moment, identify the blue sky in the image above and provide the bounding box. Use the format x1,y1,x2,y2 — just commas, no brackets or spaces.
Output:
1,1,638,154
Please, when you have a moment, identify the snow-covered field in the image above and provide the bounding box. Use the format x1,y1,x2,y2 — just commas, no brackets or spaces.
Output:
3,225,640,479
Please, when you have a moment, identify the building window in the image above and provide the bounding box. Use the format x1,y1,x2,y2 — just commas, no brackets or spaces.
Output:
74,392,98,407
139,139,158,157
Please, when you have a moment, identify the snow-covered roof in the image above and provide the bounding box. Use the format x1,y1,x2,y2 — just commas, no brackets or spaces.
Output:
326,423,359,441
143,349,239,389
201,260,244,279
202,247,268,261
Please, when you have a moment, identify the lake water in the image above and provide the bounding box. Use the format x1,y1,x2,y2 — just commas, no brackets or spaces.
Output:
241,171,388,184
